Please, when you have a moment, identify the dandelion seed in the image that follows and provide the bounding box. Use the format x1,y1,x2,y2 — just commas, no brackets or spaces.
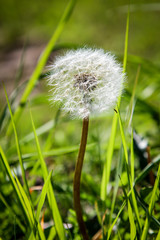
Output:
47,48,124,119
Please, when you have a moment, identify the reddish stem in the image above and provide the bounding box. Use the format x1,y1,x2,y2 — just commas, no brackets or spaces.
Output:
73,117,90,240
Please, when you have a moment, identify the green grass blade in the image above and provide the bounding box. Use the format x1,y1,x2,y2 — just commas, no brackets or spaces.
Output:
0,148,45,240
11,143,96,163
44,109,61,151
13,145,51,240
109,146,123,226
141,163,160,240
30,110,66,240
13,172,48,240
108,56,137,229
0,145,33,230
135,190,160,228
3,85,30,197
108,178,159,240
20,120,55,145
130,129,135,182
114,179,136,240
100,3,130,200
7,0,77,136
0,193,25,233
118,112,142,233
13,172,35,228
156,230,160,240
36,170,53,220
28,222,46,240
127,65,141,128
28,232,34,240
37,223,46,240
122,3,130,74
47,227,57,240
107,201,126,240
13,173,46,240
135,155,160,184
0,80,27,131
128,200,136,240
117,111,129,165
130,129,142,233
95,201,102,226
100,114,118,200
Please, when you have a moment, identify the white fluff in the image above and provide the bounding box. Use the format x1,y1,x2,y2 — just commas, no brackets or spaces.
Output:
47,48,124,119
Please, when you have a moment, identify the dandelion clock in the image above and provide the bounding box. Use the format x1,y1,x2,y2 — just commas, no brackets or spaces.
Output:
47,48,124,239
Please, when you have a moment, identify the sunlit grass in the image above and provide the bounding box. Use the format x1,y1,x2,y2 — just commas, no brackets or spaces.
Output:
0,1,160,240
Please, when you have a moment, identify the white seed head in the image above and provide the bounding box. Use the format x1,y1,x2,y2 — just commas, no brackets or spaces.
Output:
47,48,125,119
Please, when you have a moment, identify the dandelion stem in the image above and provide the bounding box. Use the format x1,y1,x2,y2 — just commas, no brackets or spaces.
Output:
73,117,90,240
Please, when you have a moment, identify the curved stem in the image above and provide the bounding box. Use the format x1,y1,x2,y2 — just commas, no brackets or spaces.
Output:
73,117,90,240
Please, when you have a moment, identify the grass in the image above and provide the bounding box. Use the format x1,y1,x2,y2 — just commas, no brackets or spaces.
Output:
0,0,160,240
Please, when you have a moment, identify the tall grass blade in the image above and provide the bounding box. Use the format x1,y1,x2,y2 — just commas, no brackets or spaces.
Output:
156,230,160,240
13,172,35,228
122,3,130,75
130,129,134,182
0,81,27,131
135,190,160,228
130,129,142,233
118,111,142,232
36,170,53,220
0,193,25,233
127,65,141,128
135,155,160,184
20,120,55,145
141,163,160,240
100,115,118,200
128,200,136,240
119,179,136,240
13,173,47,240
28,224,46,240
7,0,77,136
109,146,123,226
100,3,130,200
44,109,61,151
107,201,126,240
117,111,129,165
0,145,33,230
3,85,30,197
47,227,57,240
30,110,66,240
10,143,96,163
0,147,47,239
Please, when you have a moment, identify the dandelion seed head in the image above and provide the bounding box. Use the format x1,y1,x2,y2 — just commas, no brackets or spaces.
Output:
47,48,125,119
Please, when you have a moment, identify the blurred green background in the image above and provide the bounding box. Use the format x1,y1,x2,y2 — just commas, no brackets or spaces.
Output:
0,0,160,60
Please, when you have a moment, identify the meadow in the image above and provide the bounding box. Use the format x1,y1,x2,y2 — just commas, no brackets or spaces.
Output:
0,0,160,239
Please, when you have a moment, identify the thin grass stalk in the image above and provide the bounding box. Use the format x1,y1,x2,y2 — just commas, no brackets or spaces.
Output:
3,85,30,197
73,117,90,240
100,3,130,200
130,129,142,233
141,163,160,240
118,110,142,233
107,167,160,240
109,146,123,227
0,145,36,237
30,110,66,240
